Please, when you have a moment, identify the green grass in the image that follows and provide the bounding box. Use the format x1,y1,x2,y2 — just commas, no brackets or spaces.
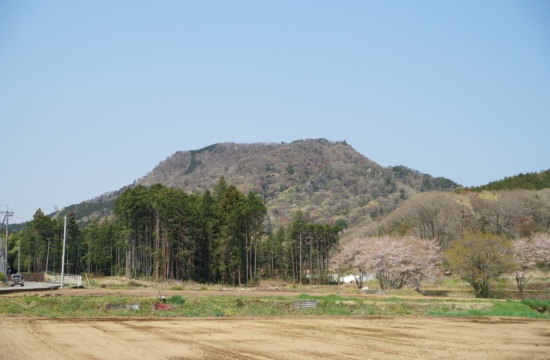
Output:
167,295,185,306
490,300,544,317
167,285,184,291
1,294,549,319
520,299,550,312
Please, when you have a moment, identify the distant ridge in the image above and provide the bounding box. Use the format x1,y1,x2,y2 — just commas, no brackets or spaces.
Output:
468,169,550,192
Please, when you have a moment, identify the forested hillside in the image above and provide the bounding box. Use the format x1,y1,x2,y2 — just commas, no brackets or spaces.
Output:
11,180,340,285
49,139,458,234
8,139,550,291
138,139,458,234
50,190,121,224
468,169,550,191
38,139,550,250
372,189,550,247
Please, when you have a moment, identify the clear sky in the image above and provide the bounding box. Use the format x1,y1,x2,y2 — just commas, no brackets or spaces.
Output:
1,1,549,224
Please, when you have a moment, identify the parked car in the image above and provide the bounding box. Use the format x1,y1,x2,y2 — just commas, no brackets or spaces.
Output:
9,274,24,287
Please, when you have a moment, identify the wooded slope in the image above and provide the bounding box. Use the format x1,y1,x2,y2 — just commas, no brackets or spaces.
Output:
137,139,458,232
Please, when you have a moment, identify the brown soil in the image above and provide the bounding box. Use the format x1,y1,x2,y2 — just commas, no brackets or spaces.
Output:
0,315,548,359
1,286,550,359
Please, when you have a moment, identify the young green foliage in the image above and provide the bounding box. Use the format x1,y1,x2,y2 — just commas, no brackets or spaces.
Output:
446,233,515,298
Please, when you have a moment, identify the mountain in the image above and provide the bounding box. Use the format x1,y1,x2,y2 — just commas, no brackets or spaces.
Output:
48,139,459,236
139,139,458,231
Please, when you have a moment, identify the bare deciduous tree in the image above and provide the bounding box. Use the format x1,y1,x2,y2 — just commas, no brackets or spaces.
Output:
471,190,541,238
379,192,462,248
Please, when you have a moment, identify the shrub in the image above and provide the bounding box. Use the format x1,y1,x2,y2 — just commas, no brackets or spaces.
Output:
127,281,143,287
167,295,185,306
446,234,515,298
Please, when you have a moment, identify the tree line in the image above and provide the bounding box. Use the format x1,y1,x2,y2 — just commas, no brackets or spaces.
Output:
7,178,340,285
333,232,550,298
375,190,550,247
7,182,550,295
469,169,550,191
341,189,550,297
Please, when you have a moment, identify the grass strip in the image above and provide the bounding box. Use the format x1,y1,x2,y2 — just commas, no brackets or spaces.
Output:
0,294,549,319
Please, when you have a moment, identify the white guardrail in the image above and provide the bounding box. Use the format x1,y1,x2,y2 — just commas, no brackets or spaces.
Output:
46,274,82,287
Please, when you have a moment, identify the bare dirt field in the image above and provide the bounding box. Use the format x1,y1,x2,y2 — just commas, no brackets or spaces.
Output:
1,284,550,359
1,315,549,360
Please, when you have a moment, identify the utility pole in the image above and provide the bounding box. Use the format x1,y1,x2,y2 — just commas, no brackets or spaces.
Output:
18,237,20,274
0,218,4,277
61,215,67,289
1,208,13,278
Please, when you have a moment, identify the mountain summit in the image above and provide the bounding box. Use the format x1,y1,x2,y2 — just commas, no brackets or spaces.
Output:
137,139,458,234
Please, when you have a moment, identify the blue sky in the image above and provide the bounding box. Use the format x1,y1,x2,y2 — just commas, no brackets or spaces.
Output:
1,1,549,223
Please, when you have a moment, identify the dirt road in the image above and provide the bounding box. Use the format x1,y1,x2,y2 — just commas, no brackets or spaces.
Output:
1,316,548,359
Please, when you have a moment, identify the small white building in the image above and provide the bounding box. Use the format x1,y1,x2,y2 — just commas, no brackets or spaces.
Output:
334,273,375,284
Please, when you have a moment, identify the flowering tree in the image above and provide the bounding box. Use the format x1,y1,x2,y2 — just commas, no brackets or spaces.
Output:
330,237,372,289
533,233,550,274
331,236,442,290
513,233,550,292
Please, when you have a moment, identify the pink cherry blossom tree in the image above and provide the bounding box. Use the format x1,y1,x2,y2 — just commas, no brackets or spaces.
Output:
533,233,550,274
513,233,550,292
331,237,373,289
332,236,442,290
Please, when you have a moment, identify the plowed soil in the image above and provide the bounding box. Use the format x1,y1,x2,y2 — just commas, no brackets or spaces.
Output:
1,315,549,359
2,286,550,359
